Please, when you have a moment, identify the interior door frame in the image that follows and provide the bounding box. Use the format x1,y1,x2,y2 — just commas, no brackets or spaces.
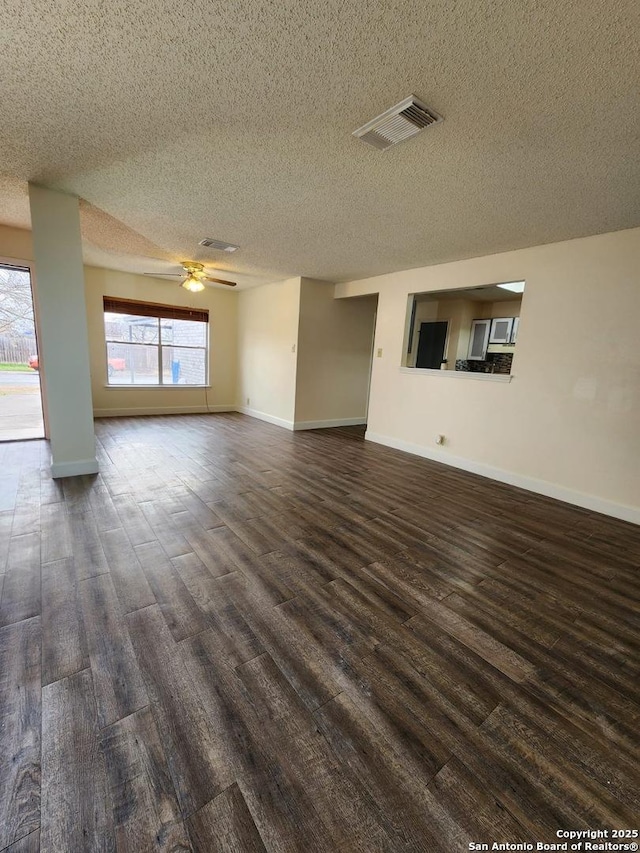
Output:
0,255,49,439
363,295,379,425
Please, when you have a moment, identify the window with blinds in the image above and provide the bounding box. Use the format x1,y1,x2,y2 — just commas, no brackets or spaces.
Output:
103,297,209,386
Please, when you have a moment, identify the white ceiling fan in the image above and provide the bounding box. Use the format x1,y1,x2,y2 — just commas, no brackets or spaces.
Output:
144,262,237,292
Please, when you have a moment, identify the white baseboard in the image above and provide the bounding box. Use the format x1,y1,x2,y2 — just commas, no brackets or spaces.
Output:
293,417,366,431
51,457,99,478
365,431,640,526
94,404,236,417
236,406,295,430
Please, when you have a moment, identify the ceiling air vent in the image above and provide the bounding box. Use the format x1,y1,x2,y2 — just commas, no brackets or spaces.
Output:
353,95,442,151
199,238,240,252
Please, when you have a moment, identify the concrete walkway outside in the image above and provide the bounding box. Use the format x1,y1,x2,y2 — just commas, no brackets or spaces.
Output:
0,372,45,440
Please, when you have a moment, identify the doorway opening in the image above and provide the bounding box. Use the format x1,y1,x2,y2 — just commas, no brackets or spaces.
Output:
362,294,379,425
0,263,45,440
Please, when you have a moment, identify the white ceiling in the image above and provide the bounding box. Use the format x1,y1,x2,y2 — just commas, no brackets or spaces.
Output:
1,0,639,288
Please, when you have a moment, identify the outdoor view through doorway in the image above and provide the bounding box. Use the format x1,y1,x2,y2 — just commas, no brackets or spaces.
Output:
0,263,45,440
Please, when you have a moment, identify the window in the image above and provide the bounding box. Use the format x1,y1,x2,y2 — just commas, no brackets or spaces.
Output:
103,297,209,386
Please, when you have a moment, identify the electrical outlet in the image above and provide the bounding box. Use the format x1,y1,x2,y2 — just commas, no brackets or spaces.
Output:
377,348,383,358
291,344,296,353
246,397,250,406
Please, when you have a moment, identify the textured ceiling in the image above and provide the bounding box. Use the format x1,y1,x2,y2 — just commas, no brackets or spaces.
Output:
0,0,639,286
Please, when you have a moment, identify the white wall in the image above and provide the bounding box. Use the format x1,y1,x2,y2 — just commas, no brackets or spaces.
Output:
237,276,377,430
85,267,237,416
295,279,376,427
336,227,640,523
237,277,301,428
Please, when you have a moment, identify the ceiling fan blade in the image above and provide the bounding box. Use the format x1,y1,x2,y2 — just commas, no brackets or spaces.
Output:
143,271,183,277
205,276,237,287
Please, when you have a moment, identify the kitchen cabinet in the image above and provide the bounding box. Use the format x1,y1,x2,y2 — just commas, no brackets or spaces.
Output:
489,317,514,344
468,319,491,360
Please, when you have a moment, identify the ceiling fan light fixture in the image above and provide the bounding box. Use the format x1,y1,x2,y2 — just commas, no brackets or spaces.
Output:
182,274,205,292
143,261,235,288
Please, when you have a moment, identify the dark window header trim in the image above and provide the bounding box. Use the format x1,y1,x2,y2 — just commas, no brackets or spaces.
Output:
103,296,209,324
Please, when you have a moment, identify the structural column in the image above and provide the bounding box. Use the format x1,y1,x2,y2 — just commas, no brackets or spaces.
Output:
28,184,98,477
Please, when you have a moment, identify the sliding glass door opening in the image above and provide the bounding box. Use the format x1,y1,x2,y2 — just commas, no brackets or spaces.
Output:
0,263,45,441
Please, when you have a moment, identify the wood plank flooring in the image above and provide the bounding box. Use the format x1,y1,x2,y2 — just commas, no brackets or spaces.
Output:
0,413,638,852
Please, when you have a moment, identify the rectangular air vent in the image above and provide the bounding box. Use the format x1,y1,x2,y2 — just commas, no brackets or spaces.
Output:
199,238,239,252
353,95,442,151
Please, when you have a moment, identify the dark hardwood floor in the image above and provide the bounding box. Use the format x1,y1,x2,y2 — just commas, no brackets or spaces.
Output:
0,413,638,852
